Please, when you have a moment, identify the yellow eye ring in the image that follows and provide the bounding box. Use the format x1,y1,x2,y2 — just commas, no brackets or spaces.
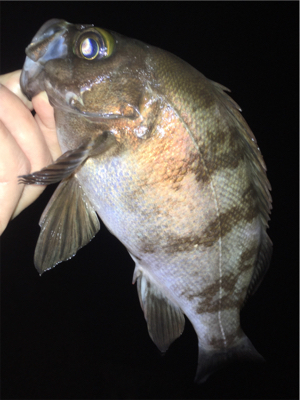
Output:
94,28,114,58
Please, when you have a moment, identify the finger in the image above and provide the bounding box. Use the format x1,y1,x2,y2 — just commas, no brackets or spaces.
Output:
0,84,52,174
12,180,46,221
32,91,62,161
0,71,33,110
0,120,29,234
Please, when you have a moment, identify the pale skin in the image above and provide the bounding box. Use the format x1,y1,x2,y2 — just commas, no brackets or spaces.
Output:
0,70,61,235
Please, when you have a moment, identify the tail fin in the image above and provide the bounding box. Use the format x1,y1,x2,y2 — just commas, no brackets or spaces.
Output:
195,333,264,384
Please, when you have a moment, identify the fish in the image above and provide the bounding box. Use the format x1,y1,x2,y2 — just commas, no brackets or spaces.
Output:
19,19,272,383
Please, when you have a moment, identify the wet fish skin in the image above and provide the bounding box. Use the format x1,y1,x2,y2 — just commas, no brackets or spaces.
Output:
19,19,272,383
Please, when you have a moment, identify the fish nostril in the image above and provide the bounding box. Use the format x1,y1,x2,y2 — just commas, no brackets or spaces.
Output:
26,35,57,61
26,19,68,62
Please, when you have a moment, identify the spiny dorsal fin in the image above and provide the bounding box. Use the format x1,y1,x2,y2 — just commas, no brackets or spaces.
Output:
136,274,185,352
210,80,272,227
210,81,273,297
34,177,100,274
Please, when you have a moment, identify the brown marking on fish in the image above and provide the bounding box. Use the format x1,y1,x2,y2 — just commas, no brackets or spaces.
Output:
128,181,259,256
188,152,210,184
239,240,259,273
208,328,244,348
195,125,244,184
200,185,259,248
171,124,245,187
207,335,225,349
138,229,218,255
178,242,258,315
182,279,220,305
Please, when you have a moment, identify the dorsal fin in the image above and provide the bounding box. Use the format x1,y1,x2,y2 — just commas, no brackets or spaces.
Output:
210,80,272,226
136,273,185,352
210,81,273,298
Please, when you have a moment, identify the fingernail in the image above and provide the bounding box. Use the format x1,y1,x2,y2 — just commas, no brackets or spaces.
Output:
38,91,49,102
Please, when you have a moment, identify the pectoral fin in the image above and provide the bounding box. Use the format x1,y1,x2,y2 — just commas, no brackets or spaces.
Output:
136,273,185,352
34,176,100,274
18,131,116,185
18,141,95,185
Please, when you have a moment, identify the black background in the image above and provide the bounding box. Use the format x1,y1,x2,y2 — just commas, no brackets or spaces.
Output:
1,2,298,399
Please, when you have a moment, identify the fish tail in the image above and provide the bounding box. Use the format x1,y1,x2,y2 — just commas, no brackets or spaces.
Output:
195,333,264,384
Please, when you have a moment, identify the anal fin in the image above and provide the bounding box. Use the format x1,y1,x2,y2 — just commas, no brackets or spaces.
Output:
34,176,100,274
136,274,185,353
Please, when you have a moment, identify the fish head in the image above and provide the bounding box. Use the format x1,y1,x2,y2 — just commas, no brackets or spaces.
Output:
21,19,158,149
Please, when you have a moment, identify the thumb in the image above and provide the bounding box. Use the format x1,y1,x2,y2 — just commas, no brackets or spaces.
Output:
32,91,62,161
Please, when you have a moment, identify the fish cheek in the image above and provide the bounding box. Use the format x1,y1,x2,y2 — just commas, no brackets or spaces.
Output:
81,79,142,118
45,59,76,90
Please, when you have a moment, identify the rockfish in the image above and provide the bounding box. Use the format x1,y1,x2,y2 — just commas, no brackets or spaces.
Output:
19,19,272,383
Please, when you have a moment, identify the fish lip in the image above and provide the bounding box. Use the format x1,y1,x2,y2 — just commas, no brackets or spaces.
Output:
20,59,45,100
20,19,69,100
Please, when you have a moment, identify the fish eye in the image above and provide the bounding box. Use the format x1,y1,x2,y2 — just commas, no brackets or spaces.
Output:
74,28,115,60
80,38,99,60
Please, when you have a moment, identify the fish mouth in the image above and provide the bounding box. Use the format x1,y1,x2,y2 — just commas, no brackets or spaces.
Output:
20,19,139,121
20,19,70,100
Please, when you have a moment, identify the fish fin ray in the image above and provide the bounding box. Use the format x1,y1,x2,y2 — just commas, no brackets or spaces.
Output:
34,177,100,274
18,132,116,186
210,80,272,230
195,332,264,384
18,141,95,185
136,274,185,352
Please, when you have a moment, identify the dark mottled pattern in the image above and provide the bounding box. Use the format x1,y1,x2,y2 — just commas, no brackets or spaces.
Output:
209,329,244,348
151,45,271,228
136,182,258,256
239,240,260,273
196,125,244,184
179,240,259,316
201,185,258,247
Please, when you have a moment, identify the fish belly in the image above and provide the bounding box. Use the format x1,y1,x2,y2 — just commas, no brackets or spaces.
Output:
76,143,261,353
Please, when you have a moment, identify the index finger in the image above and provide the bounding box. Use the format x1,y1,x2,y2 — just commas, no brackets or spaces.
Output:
0,84,52,174
0,70,33,110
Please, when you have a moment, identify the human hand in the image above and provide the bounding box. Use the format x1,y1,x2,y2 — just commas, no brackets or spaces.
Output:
0,70,61,235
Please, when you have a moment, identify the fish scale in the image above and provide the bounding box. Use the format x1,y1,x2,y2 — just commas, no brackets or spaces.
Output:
19,19,272,383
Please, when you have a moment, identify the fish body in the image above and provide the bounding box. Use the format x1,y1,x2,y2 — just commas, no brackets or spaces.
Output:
20,19,272,383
